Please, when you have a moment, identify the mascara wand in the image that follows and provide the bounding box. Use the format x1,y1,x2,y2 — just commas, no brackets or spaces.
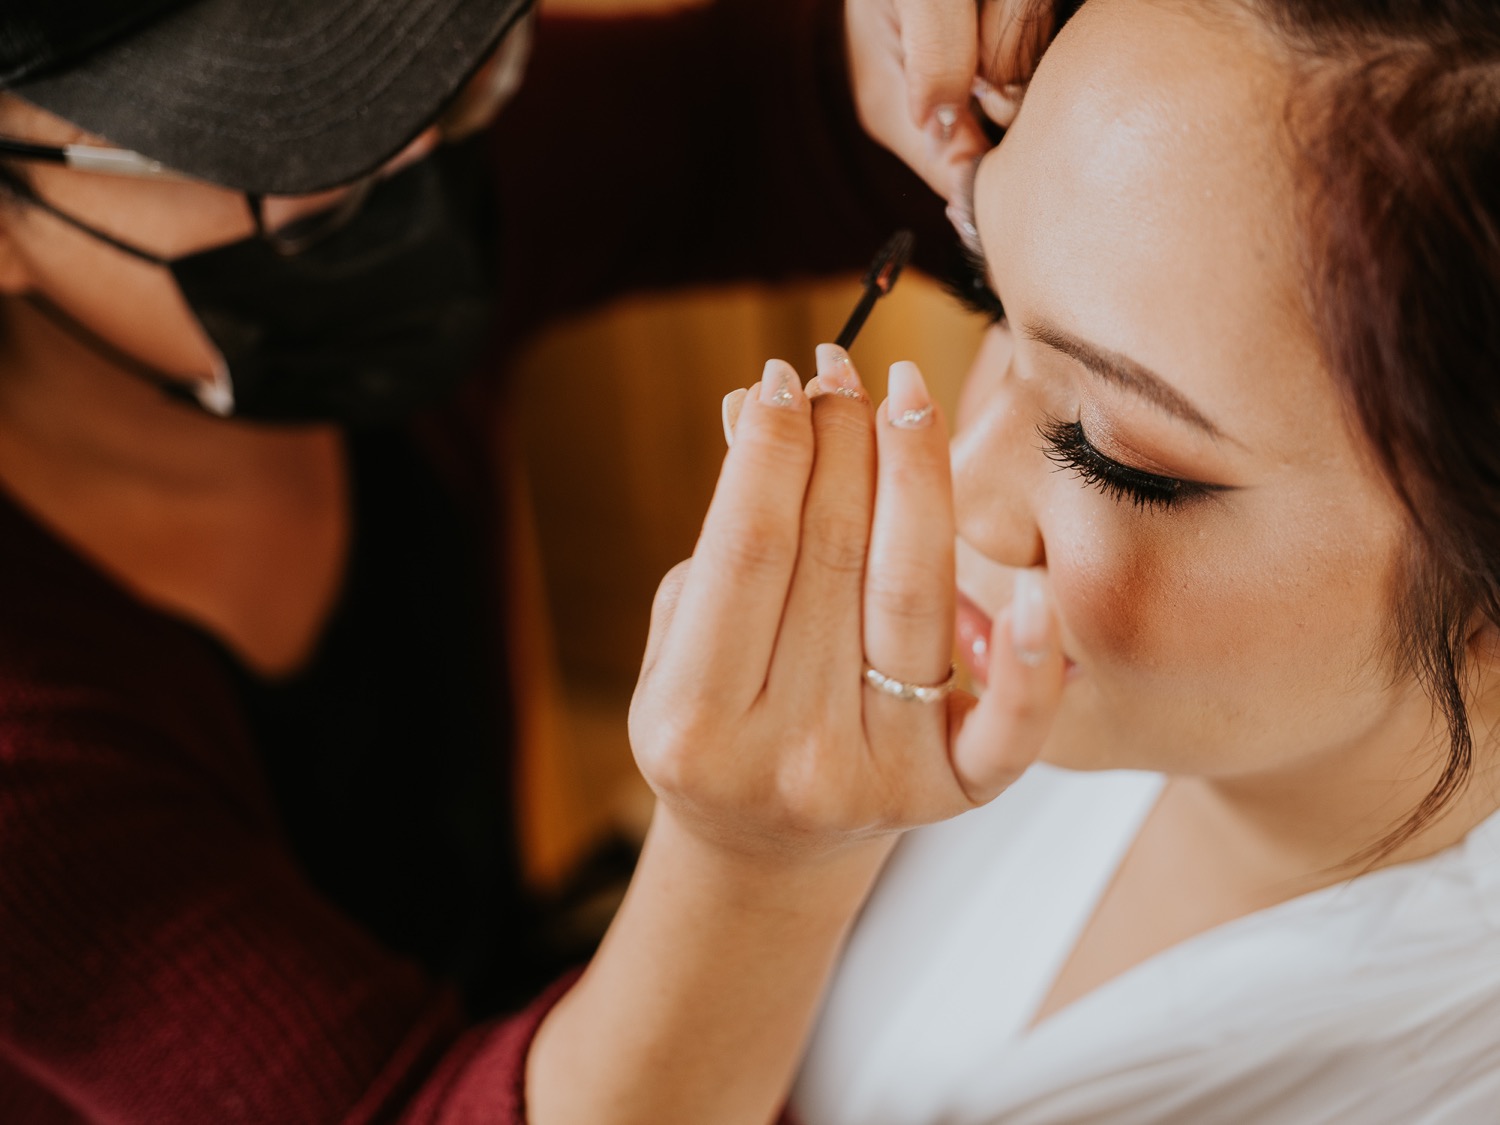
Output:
834,229,916,350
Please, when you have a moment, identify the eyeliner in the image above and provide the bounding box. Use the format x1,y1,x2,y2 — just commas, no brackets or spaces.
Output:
834,229,916,349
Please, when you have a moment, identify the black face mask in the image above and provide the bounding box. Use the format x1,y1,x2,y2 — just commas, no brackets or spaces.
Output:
22,147,496,426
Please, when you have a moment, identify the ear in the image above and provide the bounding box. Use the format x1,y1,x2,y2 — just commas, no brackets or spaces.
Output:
1466,606,1499,648
1462,615,1500,713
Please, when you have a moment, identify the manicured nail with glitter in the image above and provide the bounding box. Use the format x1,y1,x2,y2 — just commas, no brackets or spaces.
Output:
1010,569,1051,667
759,359,802,407
722,387,748,446
887,361,933,429
814,343,866,400
933,104,960,143
971,77,1024,128
945,203,979,243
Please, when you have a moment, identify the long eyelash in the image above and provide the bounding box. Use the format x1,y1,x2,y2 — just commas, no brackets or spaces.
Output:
942,241,1006,324
1039,418,1216,512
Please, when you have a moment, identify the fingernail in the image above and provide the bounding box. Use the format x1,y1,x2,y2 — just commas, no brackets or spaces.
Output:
971,77,1023,128
887,361,933,428
814,343,867,401
1010,569,1050,667
759,359,802,407
945,202,979,243
722,387,748,446
933,103,960,143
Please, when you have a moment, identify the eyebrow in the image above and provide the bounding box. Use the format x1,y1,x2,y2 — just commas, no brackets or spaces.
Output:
955,162,1230,443
1023,320,1228,441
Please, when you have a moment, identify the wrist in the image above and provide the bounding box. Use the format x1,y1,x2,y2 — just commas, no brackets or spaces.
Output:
644,802,897,914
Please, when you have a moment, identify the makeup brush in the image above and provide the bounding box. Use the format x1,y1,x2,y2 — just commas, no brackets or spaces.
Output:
834,229,916,350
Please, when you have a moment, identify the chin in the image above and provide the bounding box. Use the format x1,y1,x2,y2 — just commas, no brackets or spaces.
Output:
1033,701,1153,773
1035,741,1123,772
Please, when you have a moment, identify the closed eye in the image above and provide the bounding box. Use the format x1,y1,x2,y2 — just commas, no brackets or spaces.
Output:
1039,417,1226,512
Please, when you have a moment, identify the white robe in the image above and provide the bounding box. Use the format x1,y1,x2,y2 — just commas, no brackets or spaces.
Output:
794,765,1500,1124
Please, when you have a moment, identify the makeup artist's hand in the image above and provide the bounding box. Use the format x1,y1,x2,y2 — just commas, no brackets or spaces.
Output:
846,0,1058,201
628,347,1066,864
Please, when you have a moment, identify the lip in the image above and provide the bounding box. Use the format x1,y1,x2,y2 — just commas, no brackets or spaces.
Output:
955,587,1079,684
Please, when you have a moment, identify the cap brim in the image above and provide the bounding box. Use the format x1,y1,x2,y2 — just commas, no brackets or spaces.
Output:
13,0,533,194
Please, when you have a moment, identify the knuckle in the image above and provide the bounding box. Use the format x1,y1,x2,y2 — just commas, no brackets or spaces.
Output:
803,513,871,576
773,741,856,827
811,401,876,443
632,710,709,793
714,531,798,582
995,686,1044,729
651,559,693,613
865,573,944,624
881,444,950,491
731,421,813,480
705,519,796,578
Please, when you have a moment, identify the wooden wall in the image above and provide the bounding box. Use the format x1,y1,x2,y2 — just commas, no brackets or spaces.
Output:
508,0,989,881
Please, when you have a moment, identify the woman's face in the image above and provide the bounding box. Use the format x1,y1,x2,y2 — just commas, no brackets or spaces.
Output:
953,0,1436,778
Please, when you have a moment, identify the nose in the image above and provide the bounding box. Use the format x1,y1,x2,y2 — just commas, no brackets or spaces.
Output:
951,329,1047,570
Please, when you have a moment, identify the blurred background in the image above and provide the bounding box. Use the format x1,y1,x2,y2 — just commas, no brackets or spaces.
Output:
509,0,989,892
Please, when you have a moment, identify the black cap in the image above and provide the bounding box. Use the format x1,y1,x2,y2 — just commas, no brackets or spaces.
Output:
1,0,533,194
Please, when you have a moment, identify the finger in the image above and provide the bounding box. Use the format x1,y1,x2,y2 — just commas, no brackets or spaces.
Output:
949,569,1065,805
638,559,694,685
654,360,812,712
925,111,990,213
846,0,987,201
896,0,978,132
971,75,1025,130
771,344,877,698
722,387,748,446
863,362,955,686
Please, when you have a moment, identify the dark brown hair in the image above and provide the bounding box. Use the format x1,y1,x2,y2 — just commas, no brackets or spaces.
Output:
1253,0,1500,857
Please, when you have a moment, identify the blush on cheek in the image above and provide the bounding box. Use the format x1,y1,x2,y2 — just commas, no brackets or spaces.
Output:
1052,515,1178,671
1051,509,1267,691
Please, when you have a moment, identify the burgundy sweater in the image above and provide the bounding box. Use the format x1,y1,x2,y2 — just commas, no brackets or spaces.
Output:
0,1,957,1121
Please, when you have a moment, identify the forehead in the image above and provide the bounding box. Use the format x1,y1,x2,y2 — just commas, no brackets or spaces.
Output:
979,0,1339,452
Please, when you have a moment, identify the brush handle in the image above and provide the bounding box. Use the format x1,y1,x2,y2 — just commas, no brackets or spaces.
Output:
834,288,880,350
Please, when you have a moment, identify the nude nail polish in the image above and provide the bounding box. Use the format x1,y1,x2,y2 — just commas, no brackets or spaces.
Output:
760,359,802,407
887,361,933,428
933,104,960,143
1011,569,1050,667
814,343,866,400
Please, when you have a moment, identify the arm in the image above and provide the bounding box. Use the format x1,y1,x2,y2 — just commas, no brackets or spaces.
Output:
526,351,1065,1124
0,684,563,1125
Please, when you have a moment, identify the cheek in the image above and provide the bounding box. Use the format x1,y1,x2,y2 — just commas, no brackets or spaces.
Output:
1045,488,1405,762
19,222,219,379
1047,496,1173,669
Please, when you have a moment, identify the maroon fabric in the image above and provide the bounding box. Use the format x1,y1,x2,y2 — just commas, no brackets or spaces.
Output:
0,0,951,1120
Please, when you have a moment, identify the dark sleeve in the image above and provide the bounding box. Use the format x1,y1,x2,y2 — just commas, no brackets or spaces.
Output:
484,0,964,351
0,608,570,1124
